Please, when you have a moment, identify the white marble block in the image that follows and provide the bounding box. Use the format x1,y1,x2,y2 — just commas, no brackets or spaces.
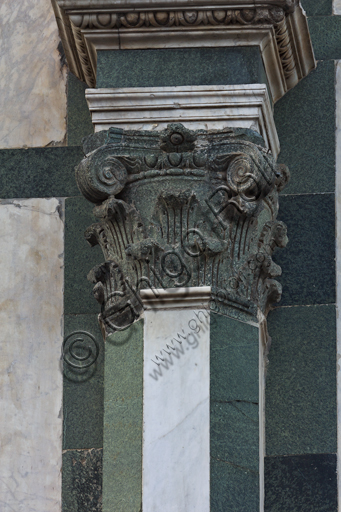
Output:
0,198,64,512
86,84,280,158
0,0,67,148
142,287,211,512
334,0,341,14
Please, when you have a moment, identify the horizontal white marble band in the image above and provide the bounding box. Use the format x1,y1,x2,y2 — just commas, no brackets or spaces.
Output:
86,84,280,158
86,84,272,105
140,286,211,309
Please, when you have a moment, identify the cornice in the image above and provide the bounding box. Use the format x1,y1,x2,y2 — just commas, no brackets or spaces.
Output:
52,0,315,101
57,1,298,11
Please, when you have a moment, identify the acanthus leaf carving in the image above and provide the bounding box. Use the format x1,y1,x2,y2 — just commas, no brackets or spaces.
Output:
76,124,289,337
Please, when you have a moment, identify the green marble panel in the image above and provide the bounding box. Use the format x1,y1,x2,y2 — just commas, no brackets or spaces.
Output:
301,0,332,15
62,448,103,512
97,47,268,91
211,401,259,471
0,147,82,199
273,194,335,307
211,459,259,512
210,313,259,402
308,17,341,60
63,314,104,450
67,72,94,146
103,320,143,512
266,305,337,456
64,196,102,315
265,454,337,512
275,60,335,195
210,313,259,510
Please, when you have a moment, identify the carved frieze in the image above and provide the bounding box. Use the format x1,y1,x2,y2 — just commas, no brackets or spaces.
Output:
76,124,289,337
52,0,315,102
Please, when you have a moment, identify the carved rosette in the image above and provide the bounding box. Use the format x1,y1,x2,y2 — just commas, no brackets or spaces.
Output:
76,124,289,337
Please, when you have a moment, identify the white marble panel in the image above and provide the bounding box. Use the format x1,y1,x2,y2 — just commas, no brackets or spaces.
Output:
86,84,280,158
0,198,64,512
334,0,341,14
0,1,67,148
143,305,210,512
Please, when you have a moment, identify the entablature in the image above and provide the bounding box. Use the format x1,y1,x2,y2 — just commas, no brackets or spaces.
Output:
52,0,315,101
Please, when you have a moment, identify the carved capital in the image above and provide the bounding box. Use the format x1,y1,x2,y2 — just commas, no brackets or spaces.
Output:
76,124,289,336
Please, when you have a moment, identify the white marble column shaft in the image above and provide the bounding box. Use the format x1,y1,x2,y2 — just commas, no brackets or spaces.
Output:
141,287,211,512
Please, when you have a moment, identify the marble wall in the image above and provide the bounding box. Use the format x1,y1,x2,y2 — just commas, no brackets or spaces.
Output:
0,198,64,512
0,0,67,149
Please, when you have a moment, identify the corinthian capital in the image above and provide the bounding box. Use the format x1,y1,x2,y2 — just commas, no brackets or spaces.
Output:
76,124,289,337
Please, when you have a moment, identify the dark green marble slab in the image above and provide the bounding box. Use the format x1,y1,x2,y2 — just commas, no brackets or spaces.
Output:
275,60,335,195
63,314,104,450
265,454,337,512
103,320,143,512
0,147,83,199
274,193,335,307
211,458,259,512
210,313,259,510
211,401,258,471
62,448,103,512
64,196,102,315
210,313,259,402
67,72,94,146
301,0,332,15
97,47,268,91
266,305,337,456
308,17,341,60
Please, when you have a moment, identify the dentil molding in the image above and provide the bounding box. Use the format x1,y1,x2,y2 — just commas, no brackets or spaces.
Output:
85,84,280,158
52,0,315,102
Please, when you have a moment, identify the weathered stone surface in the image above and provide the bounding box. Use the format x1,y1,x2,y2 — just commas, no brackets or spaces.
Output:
75,124,289,336
62,448,103,512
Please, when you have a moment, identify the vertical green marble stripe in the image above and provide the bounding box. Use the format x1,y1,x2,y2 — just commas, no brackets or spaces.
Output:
210,313,260,511
103,320,143,512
